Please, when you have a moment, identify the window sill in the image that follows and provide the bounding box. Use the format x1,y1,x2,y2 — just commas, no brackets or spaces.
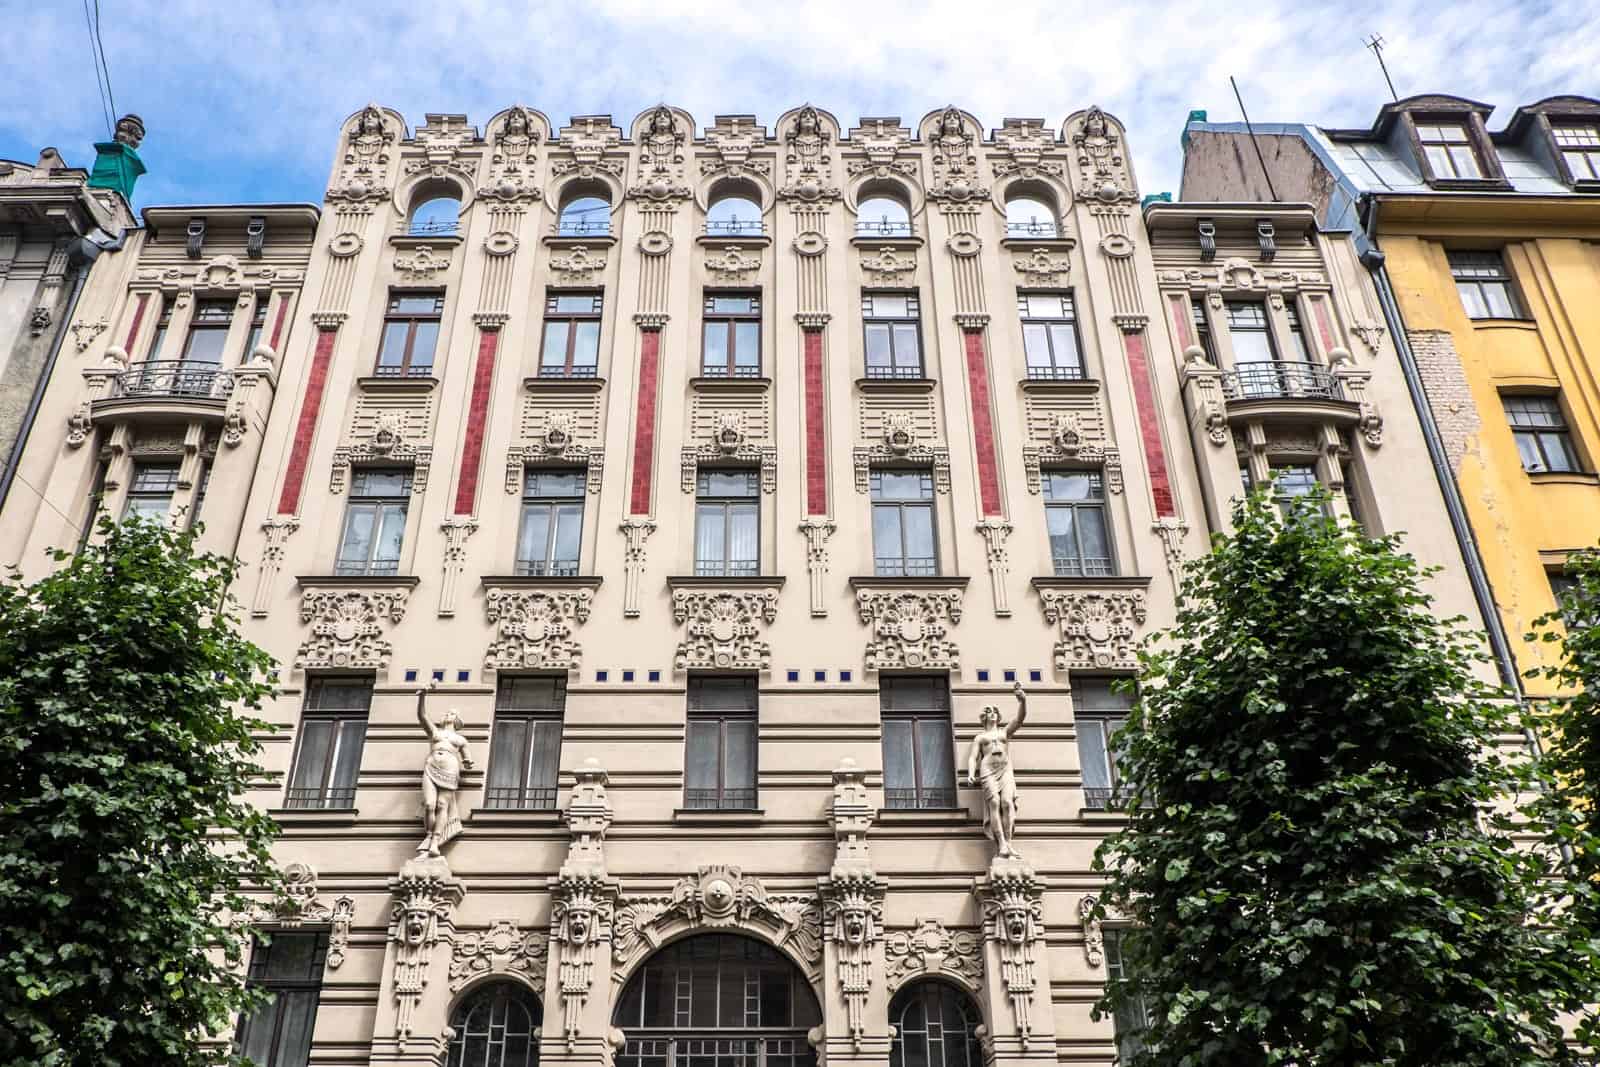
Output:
1001,235,1077,252
1031,575,1151,591
673,807,765,823
849,575,971,590
541,233,618,249
523,375,607,392
691,375,771,391
697,233,772,249
856,376,937,393
357,374,439,392
667,575,786,590
1527,470,1600,487
268,807,359,827
467,807,563,827
1469,318,1538,330
851,234,923,250
1018,376,1100,394
297,574,421,588
481,574,604,589
388,233,463,250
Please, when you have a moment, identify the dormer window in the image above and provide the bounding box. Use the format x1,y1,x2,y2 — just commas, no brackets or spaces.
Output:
1416,121,1482,179
1553,123,1600,182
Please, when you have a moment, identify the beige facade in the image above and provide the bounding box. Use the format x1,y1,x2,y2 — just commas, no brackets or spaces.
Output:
2,103,1482,1067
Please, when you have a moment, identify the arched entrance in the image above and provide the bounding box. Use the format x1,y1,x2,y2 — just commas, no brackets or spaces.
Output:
614,933,822,1067
888,980,983,1067
445,980,542,1067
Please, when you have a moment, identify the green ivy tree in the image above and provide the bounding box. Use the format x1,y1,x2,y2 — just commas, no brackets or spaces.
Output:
1093,491,1599,1065
0,517,282,1067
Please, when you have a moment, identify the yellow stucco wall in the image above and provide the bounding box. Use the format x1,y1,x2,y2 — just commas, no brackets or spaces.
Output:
1380,217,1600,696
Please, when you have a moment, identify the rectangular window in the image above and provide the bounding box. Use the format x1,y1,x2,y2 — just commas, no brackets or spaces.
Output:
122,462,180,521
701,293,762,377
335,468,411,576
148,297,173,359
244,293,270,357
1224,300,1276,364
1043,471,1113,577
1448,251,1522,319
1416,121,1482,179
694,470,760,577
1554,123,1600,182
1504,395,1580,473
1283,302,1314,362
1018,292,1085,380
374,291,443,377
539,292,603,378
1104,930,1151,1063
486,676,565,810
870,469,938,576
181,299,234,366
1190,297,1216,363
684,677,758,810
1074,677,1133,810
862,292,924,379
235,931,328,1067
285,678,370,809
517,469,584,577
879,676,955,810
187,464,211,530
1243,462,1324,518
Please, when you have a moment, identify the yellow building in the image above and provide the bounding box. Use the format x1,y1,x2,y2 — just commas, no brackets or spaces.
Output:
1181,94,1600,697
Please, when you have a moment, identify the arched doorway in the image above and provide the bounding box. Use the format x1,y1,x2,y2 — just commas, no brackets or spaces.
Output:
888,980,983,1067
446,980,542,1067
614,934,821,1067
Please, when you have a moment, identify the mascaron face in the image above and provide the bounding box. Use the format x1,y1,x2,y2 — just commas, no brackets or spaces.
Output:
568,909,592,944
403,908,430,945
842,907,868,945
1002,906,1030,945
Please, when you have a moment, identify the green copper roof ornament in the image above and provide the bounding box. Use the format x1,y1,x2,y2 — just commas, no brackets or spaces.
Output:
88,114,147,202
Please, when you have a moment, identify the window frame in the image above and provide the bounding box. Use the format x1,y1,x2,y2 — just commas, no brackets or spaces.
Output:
1073,676,1134,811
1503,393,1581,474
485,675,566,811
516,468,585,577
335,467,413,577
1004,195,1059,239
700,291,763,378
1018,291,1086,380
122,462,181,521
855,194,913,238
1447,250,1525,320
1104,929,1151,1063
557,194,613,237
236,930,329,1067
693,469,761,578
284,677,371,810
147,296,174,359
374,291,444,378
538,290,604,378
244,292,270,357
1552,121,1600,184
180,298,235,366
1190,296,1217,363
870,468,939,577
878,676,957,811
861,291,925,379
1413,116,1486,181
683,676,759,811
1042,470,1115,577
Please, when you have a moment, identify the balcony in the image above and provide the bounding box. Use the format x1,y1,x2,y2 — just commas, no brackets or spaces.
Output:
407,218,459,238
110,361,234,401
1221,361,1343,402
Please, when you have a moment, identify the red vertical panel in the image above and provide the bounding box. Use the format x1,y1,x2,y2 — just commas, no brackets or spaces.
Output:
803,328,827,515
1168,294,1194,350
962,328,1003,517
268,294,292,351
629,329,661,515
1121,330,1176,518
1310,297,1337,353
122,293,149,351
454,328,500,515
276,327,337,515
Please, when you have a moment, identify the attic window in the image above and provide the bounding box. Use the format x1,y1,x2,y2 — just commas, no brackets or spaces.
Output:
1416,121,1482,180
1553,123,1600,182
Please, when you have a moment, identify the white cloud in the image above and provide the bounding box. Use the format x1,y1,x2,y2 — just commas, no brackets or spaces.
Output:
2,0,1595,204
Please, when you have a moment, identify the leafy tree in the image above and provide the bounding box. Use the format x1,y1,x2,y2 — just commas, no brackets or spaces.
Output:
0,517,282,1067
1093,492,1599,1065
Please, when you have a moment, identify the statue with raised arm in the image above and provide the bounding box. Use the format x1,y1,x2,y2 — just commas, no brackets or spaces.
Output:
415,684,473,856
966,682,1028,859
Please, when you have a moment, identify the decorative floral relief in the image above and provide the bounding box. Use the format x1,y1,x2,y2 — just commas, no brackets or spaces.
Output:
1038,587,1147,671
449,919,548,993
296,588,409,671
484,587,594,671
855,588,963,671
612,866,822,970
671,587,780,672
885,919,983,988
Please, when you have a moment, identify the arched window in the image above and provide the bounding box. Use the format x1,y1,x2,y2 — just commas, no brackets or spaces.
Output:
409,195,461,237
706,183,764,236
614,934,821,1067
889,981,982,1067
856,193,912,237
446,981,542,1067
1005,194,1058,238
558,192,612,237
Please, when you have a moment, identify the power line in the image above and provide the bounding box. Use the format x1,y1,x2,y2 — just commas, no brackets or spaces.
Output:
93,0,118,122
81,0,113,137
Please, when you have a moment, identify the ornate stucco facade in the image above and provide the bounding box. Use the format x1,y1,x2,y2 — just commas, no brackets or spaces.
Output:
2,102,1483,1066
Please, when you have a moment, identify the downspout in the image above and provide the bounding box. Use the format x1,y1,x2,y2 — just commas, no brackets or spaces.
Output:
0,226,125,512
1358,195,1532,711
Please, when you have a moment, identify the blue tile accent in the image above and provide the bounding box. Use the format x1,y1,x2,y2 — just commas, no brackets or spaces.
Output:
1029,669,1042,683
404,669,418,683
1003,669,1017,683
976,669,990,682
787,670,800,683
431,669,445,683
840,670,852,683
814,670,827,683
457,669,470,683
596,670,609,683
623,670,636,682
648,670,661,683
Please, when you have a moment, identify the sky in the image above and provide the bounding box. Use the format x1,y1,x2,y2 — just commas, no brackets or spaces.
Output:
3,1,1596,210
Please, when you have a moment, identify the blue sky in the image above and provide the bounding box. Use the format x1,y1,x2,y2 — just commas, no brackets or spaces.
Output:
4,1,1596,210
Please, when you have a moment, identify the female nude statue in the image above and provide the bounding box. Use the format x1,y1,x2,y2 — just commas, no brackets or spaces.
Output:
415,685,473,856
966,682,1028,858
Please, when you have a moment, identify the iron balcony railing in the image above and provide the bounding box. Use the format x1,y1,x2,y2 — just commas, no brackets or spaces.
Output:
111,361,234,401
855,218,914,238
1006,219,1060,238
1082,784,1137,812
1052,555,1115,578
694,560,760,578
407,218,459,237
683,787,758,811
284,786,356,810
557,219,612,237
863,363,926,380
334,558,401,578
538,363,601,379
700,363,763,379
619,1036,816,1067
483,786,558,811
514,559,580,578
1025,363,1087,381
371,362,434,379
884,786,957,810
874,557,937,578
704,218,766,237
1220,360,1344,402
